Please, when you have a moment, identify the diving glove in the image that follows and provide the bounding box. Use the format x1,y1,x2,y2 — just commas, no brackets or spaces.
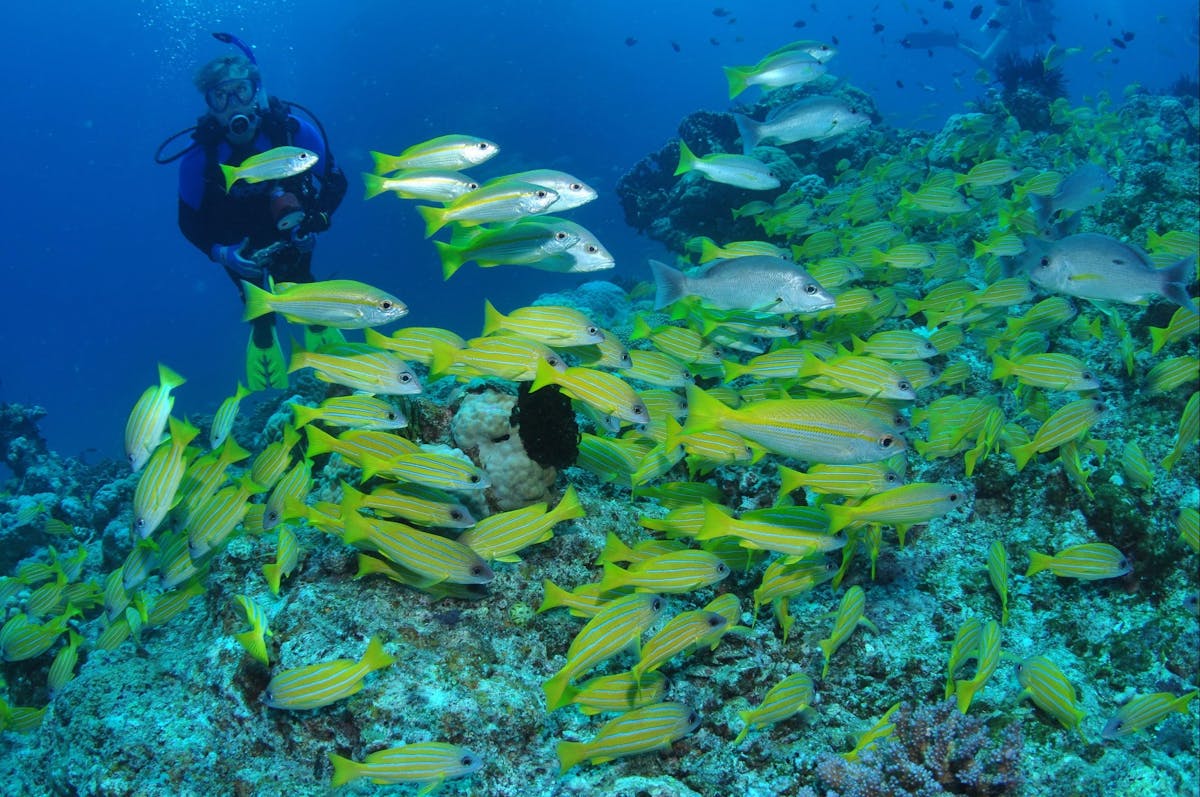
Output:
212,238,262,280
246,327,288,391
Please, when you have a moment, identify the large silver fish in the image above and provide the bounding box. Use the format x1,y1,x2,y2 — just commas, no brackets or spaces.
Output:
649,256,836,314
734,96,870,154
1027,233,1197,311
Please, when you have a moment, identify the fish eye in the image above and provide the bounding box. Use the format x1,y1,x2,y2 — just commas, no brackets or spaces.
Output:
467,182,479,190
897,380,912,392
266,510,279,523
804,284,818,294
381,301,393,310
948,492,961,503
775,296,784,304
633,404,648,417
879,434,896,449
651,597,664,611
471,565,486,576
461,755,475,766
298,152,308,159
586,326,600,336
450,509,464,520
569,182,582,190
1096,402,1107,412
535,190,549,198
399,373,412,383
1081,371,1093,380
555,231,569,240
387,412,397,420
708,615,724,627
587,245,599,253
470,474,481,483
885,472,898,483
688,710,700,724
477,143,490,150
1039,256,1050,267
716,563,730,575
547,355,564,368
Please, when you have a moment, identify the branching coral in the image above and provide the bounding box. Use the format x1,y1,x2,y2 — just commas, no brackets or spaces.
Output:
815,700,1025,796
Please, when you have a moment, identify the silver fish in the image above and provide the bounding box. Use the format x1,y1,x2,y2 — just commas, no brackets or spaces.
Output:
735,97,870,154
1027,233,1197,311
650,257,836,314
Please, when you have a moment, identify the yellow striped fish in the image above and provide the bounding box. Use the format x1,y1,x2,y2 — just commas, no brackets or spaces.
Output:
542,594,665,710
779,462,904,499
242,278,407,329
1017,655,1086,738
430,336,566,382
291,395,406,431
598,548,730,594
132,416,199,539
825,482,965,537
209,382,249,450
531,359,649,425
561,670,667,716
344,483,475,529
481,300,604,346
370,135,499,173
1010,399,1107,471
1149,306,1199,354
987,541,1010,625
458,485,583,562
263,459,312,531
945,617,983,698
47,631,83,692
955,619,1001,713
263,526,301,596
264,636,396,710
683,385,906,465
1147,356,1200,394
288,349,421,395
556,702,699,773
991,353,1100,392
233,594,272,666
360,451,489,491
1162,391,1198,471
363,325,466,365
631,610,729,681
818,585,876,678
303,426,419,468
734,672,815,744
1025,542,1131,580
1102,690,1198,739
249,425,301,491
187,475,257,559
1179,507,1199,553
124,363,186,472
341,508,493,586
697,502,844,561
329,742,483,790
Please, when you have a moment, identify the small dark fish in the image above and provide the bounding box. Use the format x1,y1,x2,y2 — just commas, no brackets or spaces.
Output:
832,35,840,45
896,79,905,88
710,37,720,45
625,37,638,46
671,40,681,52
986,18,1002,29
1122,31,1135,42
873,22,885,33
1111,37,1126,49
970,5,982,20
794,19,807,28
713,7,730,16
943,1,954,8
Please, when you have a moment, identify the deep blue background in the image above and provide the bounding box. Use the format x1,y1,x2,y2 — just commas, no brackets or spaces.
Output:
0,1,1195,462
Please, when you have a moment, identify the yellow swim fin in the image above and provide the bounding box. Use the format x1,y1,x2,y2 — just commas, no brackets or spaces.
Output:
247,328,289,391
303,325,345,351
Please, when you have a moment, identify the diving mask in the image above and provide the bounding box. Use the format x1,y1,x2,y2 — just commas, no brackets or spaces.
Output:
206,77,260,113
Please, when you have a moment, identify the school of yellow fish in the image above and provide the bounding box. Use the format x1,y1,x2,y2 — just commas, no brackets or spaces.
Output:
1,38,1198,793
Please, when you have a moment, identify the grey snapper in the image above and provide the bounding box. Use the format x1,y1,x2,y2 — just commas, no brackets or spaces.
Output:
1028,233,1197,311
649,257,836,314
735,97,870,154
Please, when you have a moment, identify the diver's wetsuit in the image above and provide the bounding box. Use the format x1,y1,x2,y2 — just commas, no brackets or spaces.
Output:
178,100,348,346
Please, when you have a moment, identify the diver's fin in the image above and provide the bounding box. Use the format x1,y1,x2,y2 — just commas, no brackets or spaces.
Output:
247,328,289,391
303,325,345,351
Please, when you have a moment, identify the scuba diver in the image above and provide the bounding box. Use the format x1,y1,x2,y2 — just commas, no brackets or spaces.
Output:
156,33,348,390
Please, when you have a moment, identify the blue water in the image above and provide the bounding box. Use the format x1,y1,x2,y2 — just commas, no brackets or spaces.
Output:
0,0,1195,463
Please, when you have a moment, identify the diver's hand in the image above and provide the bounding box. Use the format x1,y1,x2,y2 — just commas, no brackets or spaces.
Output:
211,238,262,280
